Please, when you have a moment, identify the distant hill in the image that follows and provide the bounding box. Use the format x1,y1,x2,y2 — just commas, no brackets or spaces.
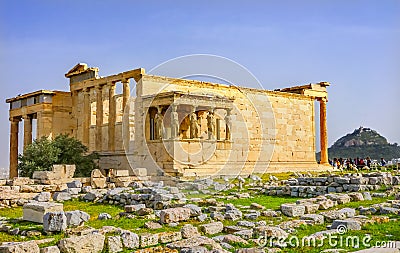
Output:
317,127,400,161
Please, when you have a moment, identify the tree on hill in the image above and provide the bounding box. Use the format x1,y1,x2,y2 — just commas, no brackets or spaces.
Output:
317,127,400,161
18,134,98,178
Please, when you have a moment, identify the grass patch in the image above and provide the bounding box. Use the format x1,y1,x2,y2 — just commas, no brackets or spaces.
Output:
225,195,299,210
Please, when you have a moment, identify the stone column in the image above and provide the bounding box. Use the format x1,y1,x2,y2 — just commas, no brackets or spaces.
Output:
319,97,329,165
108,82,116,151
71,91,78,138
36,111,53,139
9,117,20,178
23,114,32,150
122,79,130,111
122,79,131,150
96,85,103,151
82,88,90,147
225,108,232,140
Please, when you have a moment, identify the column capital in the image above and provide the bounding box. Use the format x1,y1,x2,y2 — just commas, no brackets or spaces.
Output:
9,117,21,122
22,114,32,120
121,78,130,84
317,97,328,103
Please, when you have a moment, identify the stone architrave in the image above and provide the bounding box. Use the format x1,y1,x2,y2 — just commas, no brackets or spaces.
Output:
207,110,215,140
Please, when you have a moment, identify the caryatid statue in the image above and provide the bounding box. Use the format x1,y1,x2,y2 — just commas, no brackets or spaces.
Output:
154,109,163,140
190,109,200,139
171,104,179,139
207,109,216,140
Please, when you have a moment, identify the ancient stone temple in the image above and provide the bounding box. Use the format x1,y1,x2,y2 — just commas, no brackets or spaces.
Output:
6,63,330,179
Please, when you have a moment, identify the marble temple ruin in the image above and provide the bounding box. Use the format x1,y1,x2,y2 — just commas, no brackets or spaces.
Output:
6,63,330,179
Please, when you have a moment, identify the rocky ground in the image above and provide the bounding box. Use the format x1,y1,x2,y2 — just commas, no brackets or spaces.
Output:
0,171,400,253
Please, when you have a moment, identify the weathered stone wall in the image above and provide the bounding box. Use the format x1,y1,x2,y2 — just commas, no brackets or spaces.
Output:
265,172,400,197
130,75,319,177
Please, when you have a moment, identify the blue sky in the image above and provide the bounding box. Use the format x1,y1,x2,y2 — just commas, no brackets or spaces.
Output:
0,1,399,169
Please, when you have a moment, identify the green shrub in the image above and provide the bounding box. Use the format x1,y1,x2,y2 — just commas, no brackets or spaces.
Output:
18,134,98,178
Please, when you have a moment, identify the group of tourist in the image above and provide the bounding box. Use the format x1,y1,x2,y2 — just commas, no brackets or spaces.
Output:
330,157,387,170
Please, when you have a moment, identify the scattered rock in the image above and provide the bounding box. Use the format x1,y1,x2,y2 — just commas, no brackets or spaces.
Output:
34,192,51,202
65,210,90,227
160,208,191,224
199,222,224,235
43,212,67,233
331,219,362,231
98,213,112,220
40,246,60,253
0,241,40,253
58,233,105,253
144,221,162,230
121,230,139,249
280,204,305,217
107,236,123,253
181,224,200,239
140,233,159,248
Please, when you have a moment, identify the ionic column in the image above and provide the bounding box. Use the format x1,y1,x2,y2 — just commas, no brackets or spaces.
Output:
71,90,78,138
122,79,130,111
9,117,20,178
108,82,116,151
96,85,103,151
36,111,53,139
225,108,232,140
122,79,131,150
82,88,90,147
319,97,329,165
23,114,32,150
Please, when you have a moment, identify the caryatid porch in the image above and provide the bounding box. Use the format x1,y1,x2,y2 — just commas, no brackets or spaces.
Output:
141,91,234,175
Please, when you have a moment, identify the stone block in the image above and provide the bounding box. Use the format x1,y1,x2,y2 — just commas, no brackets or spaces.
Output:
140,233,159,248
280,204,305,217
199,222,223,235
158,231,182,244
303,203,319,214
65,210,90,227
107,236,122,253
0,241,40,253
34,192,51,202
348,192,364,201
40,246,60,253
300,214,324,225
111,169,130,177
58,233,105,253
23,202,63,223
11,177,35,186
53,192,72,202
160,207,191,224
253,226,288,239
363,192,372,200
67,180,82,188
124,204,146,213
331,219,361,231
43,212,67,232
181,224,200,239
183,204,202,217
121,230,139,249
132,168,147,177
380,207,400,215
